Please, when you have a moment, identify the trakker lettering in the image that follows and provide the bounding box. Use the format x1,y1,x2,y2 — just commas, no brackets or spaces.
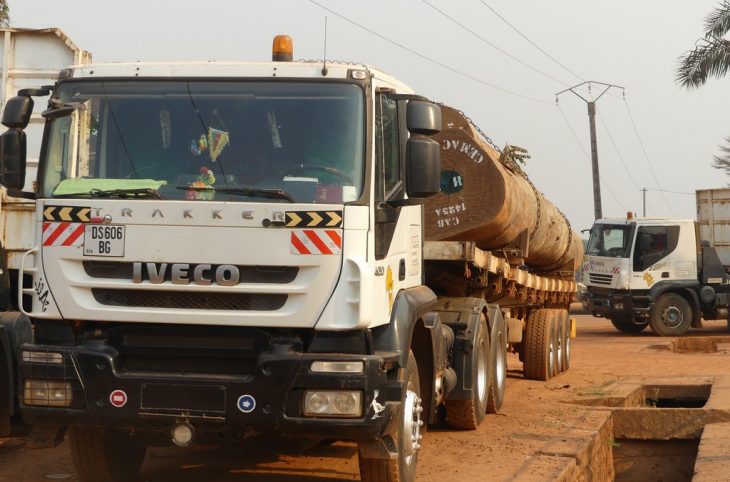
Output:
132,262,240,286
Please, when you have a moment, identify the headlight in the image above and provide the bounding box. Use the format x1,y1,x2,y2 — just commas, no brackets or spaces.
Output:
23,380,72,407
303,390,362,418
310,361,364,373
21,351,63,364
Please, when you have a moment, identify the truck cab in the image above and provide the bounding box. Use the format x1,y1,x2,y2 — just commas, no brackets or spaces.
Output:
0,37,449,482
584,216,729,335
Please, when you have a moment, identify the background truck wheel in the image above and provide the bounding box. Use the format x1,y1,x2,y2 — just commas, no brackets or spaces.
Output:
649,293,692,336
69,426,146,482
610,315,649,334
486,316,506,413
446,315,489,429
561,314,571,372
359,350,422,482
523,309,553,381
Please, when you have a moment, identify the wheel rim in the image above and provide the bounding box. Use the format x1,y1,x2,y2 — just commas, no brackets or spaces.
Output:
556,329,563,367
477,339,488,404
548,336,555,374
661,305,684,329
565,334,571,364
402,387,423,465
495,334,506,390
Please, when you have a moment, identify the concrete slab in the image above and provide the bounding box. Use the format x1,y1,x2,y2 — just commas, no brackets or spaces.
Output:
693,422,730,482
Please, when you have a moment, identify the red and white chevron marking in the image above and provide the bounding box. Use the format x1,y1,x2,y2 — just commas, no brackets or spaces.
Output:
290,229,342,255
42,222,85,247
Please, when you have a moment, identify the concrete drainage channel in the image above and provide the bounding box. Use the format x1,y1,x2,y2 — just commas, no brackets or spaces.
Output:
512,361,730,481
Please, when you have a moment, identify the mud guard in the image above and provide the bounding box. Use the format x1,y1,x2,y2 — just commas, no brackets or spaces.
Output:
0,311,32,436
430,297,503,401
371,286,438,369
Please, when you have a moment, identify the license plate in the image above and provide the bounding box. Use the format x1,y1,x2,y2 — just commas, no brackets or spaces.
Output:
84,225,125,257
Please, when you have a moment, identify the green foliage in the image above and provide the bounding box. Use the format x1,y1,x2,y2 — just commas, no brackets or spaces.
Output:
0,1,8,27
677,1,730,88
712,136,730,178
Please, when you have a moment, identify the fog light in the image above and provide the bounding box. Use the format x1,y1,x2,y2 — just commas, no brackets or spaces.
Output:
613,302,624,310
303,390,362,418
171,422,195,447
23,380,72,407
310,361,364,373
22,351,63,364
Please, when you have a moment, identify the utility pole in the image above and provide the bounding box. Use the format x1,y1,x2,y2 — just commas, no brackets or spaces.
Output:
556,81,625,220
641,188,647,217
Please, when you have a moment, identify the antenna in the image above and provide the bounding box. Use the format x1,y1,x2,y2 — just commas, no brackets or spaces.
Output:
322,16,328,76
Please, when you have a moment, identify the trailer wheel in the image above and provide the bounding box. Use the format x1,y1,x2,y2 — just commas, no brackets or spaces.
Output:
610,315,649,334
445,315,489,429
650,293,692,336
359,350,422,482
69,426,146,482
486,316,506,413
523,309,553,381
561,314,571,372
552,311,563,376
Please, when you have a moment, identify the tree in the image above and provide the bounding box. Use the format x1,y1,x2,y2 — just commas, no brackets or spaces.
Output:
677,1,730,88
712,136,730,177
0,1,8,27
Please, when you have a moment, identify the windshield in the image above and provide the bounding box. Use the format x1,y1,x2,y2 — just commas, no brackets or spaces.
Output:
40,80,365,203
586,223,634,257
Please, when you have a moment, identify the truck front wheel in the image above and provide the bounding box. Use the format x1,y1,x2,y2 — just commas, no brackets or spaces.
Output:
610,315,648,334
359,350,422,482
69,426,146,482
650,294,692,336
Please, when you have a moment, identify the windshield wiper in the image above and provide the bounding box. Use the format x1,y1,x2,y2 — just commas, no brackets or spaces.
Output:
176,186,295,203
57,188,163,199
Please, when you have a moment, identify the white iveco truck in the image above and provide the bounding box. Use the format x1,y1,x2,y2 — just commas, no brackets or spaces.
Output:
0,36,578,482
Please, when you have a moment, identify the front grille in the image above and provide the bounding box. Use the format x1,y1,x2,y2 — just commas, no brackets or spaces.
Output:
589,273,614,286
83,261,298,283
92,289,286,311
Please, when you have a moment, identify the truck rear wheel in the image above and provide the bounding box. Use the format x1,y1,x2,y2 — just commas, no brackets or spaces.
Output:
523,309,554,381
445,315,489,429
486,316,506,413
553,309,569,374
649,293,692,336
359,350,422,482
610,315,648,334
69,426,146,482
561,314,571,372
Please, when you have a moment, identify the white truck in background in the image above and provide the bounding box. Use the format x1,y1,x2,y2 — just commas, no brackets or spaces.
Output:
584,188,730,336
0,27,90,435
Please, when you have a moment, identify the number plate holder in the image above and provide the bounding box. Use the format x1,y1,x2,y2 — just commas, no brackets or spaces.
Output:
84,225,126,257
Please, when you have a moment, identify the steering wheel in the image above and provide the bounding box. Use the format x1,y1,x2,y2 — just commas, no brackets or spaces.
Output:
281,163,353,184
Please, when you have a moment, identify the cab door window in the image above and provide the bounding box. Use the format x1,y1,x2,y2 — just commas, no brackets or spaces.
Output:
374,92,403,260
633,226,680,271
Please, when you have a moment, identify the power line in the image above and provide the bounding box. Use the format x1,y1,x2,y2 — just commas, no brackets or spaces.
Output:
422,0,570,87
623,99,674,215
308,0,552,105
556,104,625,212
478,0,583,82
644,187,695,196
596,110,641,191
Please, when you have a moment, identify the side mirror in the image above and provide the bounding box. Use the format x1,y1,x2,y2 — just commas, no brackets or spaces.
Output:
0,130,27,190
406,101,442,135
2,96,34,129
406,136,441,198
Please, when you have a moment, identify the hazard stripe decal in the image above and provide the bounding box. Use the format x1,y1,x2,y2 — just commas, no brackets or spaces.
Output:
286,211,342,228
290,230,342,255
42,222,85,247
43,206,91,223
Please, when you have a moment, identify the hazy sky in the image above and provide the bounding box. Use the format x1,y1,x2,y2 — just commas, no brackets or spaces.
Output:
9,0,730,231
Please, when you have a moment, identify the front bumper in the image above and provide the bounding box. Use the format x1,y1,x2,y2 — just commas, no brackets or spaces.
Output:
18,342,403,443
586,288,648,318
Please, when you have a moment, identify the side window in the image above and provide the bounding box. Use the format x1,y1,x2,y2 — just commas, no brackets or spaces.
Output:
633,226,680,271
375,93,402,201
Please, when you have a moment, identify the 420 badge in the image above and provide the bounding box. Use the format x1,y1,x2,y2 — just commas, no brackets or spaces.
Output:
84,225,125,257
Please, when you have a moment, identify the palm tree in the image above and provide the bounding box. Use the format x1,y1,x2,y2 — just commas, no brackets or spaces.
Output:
677,1,730,88
713,136,730,176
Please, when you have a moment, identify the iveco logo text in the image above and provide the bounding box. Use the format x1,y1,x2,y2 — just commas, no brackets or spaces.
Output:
132,263,240,286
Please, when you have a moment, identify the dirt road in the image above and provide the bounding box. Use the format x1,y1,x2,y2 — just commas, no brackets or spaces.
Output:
2,311,729,481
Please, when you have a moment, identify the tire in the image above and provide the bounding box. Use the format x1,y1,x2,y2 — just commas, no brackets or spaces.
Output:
650,293,692,336
486,316,507,413
561,314,571,372
551,311,562,376
552,309,569,374
69,427,146,482
445,315,489,429
610,315,649,334
523,309,553,381
359,350,422,482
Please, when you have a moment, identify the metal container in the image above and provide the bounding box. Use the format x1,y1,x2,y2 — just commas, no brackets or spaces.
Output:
696,188,730,266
